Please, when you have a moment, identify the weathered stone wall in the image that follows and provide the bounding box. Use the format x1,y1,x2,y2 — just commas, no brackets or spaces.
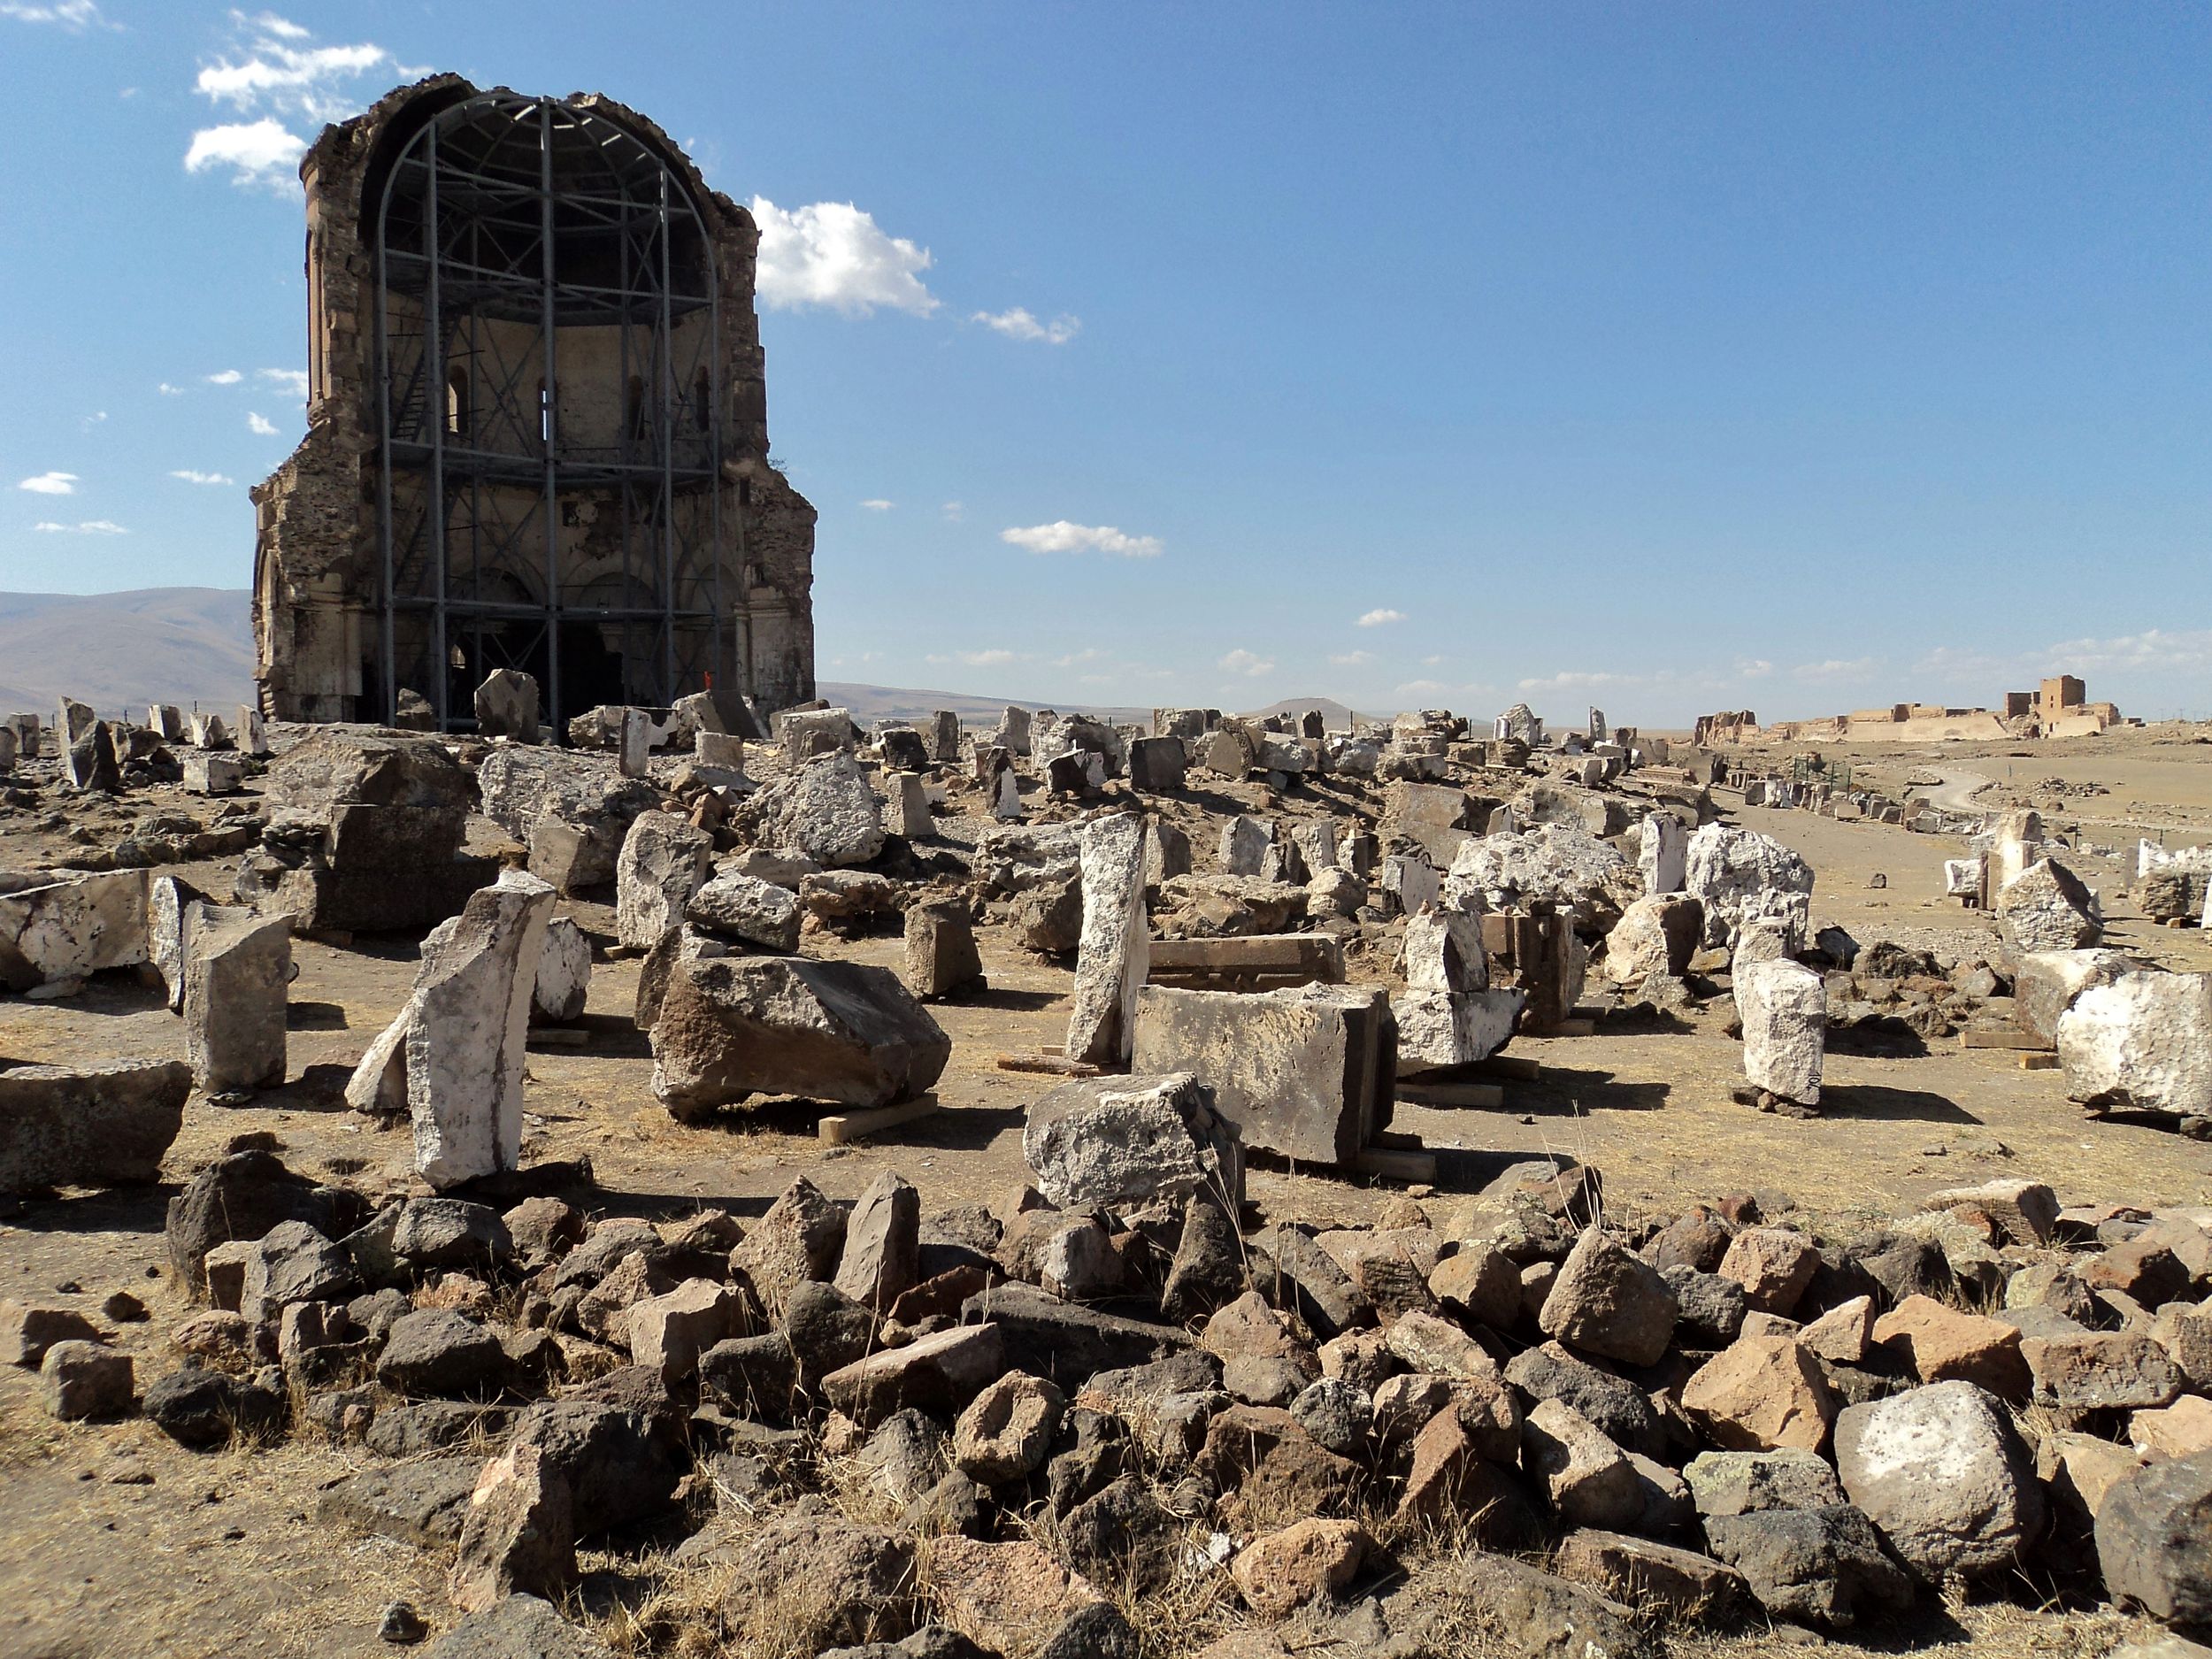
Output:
252,76,816,726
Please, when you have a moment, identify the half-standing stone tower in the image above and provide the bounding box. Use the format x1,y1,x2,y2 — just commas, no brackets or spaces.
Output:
252,76,816,733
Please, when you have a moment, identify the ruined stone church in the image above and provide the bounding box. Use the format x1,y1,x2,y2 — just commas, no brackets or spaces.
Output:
250,77,817,732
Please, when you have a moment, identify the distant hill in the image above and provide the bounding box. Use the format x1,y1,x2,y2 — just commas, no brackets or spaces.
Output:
1239,695,1363,726
818,681,1150,728
0,588,256,718
0,588,1368,733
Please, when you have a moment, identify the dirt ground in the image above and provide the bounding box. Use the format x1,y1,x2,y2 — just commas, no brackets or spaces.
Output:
1,722,2208,1657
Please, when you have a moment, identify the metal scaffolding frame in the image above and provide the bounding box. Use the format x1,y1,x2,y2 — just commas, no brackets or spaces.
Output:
372,92,728,733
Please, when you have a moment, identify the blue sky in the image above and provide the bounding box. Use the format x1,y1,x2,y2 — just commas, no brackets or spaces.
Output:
3,2,2208,726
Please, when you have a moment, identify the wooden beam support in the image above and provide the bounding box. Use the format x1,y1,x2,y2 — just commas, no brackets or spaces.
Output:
1396,1081,1507,1110
1351,1145,1438,1183
819,1094,941,1146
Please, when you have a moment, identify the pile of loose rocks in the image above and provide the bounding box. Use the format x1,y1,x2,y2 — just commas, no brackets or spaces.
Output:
13,1135,2210,1659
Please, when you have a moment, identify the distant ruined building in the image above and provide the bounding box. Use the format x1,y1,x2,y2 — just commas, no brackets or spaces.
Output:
1694,675,2124,747
252,77,816,731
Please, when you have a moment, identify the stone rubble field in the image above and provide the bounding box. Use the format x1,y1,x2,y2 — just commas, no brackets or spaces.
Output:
0,690,2209,1659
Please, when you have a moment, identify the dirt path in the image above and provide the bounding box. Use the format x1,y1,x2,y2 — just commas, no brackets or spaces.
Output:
1909,768,1995,815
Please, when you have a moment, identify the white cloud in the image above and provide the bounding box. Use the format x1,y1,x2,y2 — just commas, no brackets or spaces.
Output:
1393,679,1454,699
204,369,242,384
0,1,111,27
33,519,127,534
1421,655,1444,666
185,119,307,187
1000,520,1164,558
257,366,309,398
1735,657,1775,679
1517,670,1632,693
941,501,964,521
80,411,107,430
2040,627,2212,674
972,307,1080,345
1329,650,1373,667
1356,608,1405,628
157,382,184,396
1219,649,1274,678
749,197,938,317
195,12,386,122
925,649,1020,668
248,411,280,435
184,15,392,189
1055,649,1105,668
858,498,895,511
18,472,78,495
170,469,235,486
1792,657,1881,683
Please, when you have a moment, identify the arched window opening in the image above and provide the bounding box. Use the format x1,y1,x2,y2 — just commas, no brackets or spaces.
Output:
692,369,711,431
445,365,470,441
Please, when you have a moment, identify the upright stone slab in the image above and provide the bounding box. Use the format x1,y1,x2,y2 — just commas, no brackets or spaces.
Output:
473,669,541,743
1221,817,1271,878
187,711,232,750
1737,957,1825,1109
1640,814,1687,895
56,696,96,751
618,708,651,778
236,704,270,757
148,704,184,741
183,907,291,1093
532,915,592,1023
991,706,1032,757
885,771,932,840
150,876,211,1010
1987,810,2044,900
928,710,963,762
1131,982,1394,1166
614,810,712,952
1378,854,1441,917
4,713,37,759
65,718,121,793
1128,736,1187,793
1393,903,1524,1071
1066,812,1150,1067
346,872,556,1188
902,899,984,1001
993,764,1022,821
